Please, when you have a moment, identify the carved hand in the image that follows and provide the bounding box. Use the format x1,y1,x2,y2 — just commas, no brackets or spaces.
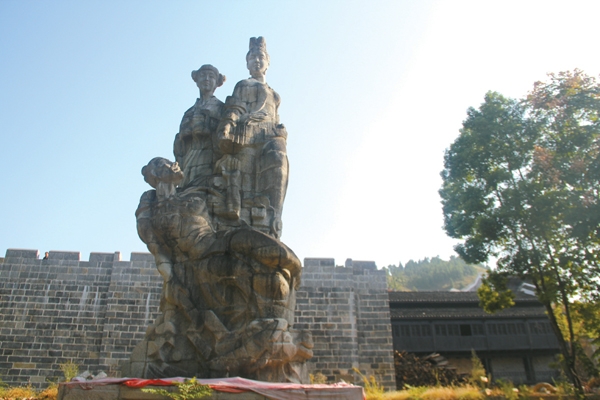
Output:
246,111,269,122
220,123,231,137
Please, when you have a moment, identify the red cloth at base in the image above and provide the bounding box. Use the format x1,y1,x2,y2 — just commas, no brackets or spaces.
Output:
62,376,365,400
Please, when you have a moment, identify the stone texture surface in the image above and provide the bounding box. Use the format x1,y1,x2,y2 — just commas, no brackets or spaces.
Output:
99,253,163,373
0,250,395,390
170,37,288,239
57,382,364,400
295,258,396,390
0,249,161,387
57,384,270,400
214,36,288,238
127,37,311,383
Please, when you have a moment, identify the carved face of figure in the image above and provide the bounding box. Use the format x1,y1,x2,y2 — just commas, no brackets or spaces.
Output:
246,50,269,77
142,157,184,188
196,69,218,96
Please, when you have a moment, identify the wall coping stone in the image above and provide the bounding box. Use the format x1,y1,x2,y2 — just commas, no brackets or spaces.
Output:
5,249,40,259
90,252,122,262
48,251,81,261
130,253,154,262
2,249,147,262
304,258,335,267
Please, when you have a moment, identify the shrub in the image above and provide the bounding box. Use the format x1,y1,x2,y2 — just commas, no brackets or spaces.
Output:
0,382,37,399
353,368,385,399
59,360,79,383
468,351,488,389
37,384,58,400
310,372,328,384
141,377,212,400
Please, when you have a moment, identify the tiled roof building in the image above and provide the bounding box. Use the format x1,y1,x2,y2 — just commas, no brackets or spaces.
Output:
389,291,560,383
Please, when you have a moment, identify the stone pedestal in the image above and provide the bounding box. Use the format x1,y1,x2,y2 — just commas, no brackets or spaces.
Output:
58,384,268,400
56,379,364,400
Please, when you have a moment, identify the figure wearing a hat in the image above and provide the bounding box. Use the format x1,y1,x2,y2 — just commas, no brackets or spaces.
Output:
174,64,226,188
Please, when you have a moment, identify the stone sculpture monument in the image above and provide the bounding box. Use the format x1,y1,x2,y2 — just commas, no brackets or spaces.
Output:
123,37,313,384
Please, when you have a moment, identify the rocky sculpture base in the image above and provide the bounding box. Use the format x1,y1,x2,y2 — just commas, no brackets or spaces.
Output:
122,228,313,383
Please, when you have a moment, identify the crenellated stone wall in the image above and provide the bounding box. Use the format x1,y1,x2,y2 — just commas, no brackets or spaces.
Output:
97,252,162,373
295,258,395,389
0,249,162,387
0,249,395,389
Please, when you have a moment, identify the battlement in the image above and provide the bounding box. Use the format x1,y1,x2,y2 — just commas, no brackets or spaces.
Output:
302,257,388,290
298,257,394,387
2,249,160,262
0,248,161,387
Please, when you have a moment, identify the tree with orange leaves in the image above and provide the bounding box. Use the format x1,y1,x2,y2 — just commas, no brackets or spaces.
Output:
440,70,600,396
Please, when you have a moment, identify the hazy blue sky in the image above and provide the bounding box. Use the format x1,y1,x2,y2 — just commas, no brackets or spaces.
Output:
1,0,599,267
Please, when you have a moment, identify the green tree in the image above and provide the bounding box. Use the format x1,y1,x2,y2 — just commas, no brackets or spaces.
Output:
476,271,515,314
440,70,600,396
572,301,600,367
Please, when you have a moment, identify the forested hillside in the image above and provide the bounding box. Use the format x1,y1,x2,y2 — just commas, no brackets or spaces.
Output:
384,256,486,291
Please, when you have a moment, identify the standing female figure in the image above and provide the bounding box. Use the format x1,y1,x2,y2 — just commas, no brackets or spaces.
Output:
217,37,289,238
174,64,226,188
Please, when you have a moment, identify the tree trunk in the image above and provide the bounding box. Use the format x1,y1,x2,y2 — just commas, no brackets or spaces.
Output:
531,270,583,398
540,297,584,397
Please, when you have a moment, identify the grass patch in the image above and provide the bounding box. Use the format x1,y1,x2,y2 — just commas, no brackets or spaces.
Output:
364,385,482,400
0,382,38,399
141,377,212,400
353,367,385,398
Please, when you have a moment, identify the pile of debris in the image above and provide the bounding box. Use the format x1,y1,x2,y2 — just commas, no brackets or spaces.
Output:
394,351,467,389
70,371,108,382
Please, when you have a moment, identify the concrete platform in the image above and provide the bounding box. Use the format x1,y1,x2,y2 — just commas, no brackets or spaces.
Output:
57,377,365,400
58,384,267,400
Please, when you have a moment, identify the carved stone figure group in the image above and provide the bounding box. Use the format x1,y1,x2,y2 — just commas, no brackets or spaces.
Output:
124,37,312,384
173,36,288,239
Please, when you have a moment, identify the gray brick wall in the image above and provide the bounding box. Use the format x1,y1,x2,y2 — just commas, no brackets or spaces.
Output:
295,258,395,390
0,249,162,387
0,250,395,390
97,252,162,373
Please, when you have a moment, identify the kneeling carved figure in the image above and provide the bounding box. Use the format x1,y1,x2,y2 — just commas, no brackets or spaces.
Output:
124,156,313,383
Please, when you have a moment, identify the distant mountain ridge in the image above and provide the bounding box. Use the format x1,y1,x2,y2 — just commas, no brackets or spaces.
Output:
384,256,487,291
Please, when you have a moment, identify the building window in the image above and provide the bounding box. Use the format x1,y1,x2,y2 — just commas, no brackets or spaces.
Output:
507,323,517,335
516,323,526,335
435,324,447,336
421,324,432,337
472,324,485,336
530,321,552,334
400,325,410,337
497,324,508,335
488,324,498,335
460,324,472,336
411,325,421,337
530,322,547,334
393,326,400,337
448,324,460,336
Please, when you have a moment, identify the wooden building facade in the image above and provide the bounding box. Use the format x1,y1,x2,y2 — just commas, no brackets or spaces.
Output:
389,291,560,384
